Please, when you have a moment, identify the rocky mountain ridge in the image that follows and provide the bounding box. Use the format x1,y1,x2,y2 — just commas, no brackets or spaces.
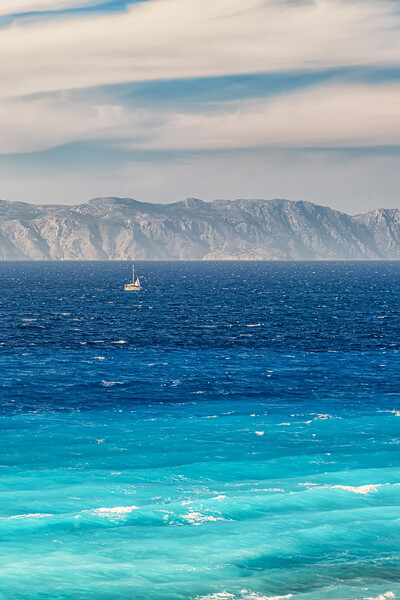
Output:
0,196,399,260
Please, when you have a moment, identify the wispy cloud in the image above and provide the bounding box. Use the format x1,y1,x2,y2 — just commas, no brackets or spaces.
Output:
2,0,400,99
3,82,400,155
144,83,400,150
0,0,102,16
0,95,127,153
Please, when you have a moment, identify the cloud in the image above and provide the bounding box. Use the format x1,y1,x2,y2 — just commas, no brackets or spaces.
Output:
0,94,133,153
1,0,400,99
146,83,400,150
3,82,400,155
0,0,101,16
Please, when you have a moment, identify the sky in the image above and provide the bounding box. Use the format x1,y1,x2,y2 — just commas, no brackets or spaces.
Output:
2,0,400,213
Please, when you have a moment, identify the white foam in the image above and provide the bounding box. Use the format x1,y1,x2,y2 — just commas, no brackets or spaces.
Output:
182,512,228,525
112,340,127,344
7,513,53,520
197,593,292,600
313,414,333,420
251,488,285,493
255,431,264,436
242,594,292,600
92,505,139,516
381,410,400,417
197,594,234,600
321,484,381,495
365,592,395,600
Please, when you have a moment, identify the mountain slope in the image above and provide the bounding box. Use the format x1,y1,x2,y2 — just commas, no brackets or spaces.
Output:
0,196,394,260
354,209,400,259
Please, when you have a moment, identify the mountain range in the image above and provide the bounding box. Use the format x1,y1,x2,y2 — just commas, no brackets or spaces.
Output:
0,196,399,260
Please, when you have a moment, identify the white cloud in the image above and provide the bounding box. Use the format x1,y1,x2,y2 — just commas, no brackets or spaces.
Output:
145,83,400,150
0,0,101,16
0,94,136,153
1,0,400,98
2,83,400,155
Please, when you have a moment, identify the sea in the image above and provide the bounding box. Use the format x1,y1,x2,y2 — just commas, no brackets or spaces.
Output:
0,261,399,600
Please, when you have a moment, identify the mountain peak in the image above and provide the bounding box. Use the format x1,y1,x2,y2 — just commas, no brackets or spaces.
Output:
0,196,397,260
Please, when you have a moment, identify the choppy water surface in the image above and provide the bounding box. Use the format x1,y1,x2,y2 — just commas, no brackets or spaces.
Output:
1,261,400,600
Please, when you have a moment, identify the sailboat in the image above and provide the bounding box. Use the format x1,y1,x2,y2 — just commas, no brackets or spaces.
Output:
124,264,141,291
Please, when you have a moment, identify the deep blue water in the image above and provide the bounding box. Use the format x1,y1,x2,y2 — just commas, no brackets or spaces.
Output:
1,261,400,600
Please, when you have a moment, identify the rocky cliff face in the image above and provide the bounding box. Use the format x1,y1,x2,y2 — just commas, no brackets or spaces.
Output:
0,196,397,260
354,209,400,259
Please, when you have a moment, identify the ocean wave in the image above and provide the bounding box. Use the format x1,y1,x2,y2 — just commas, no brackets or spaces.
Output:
319,484,381,495
182,512,229,526
91,505,139,517
379,409,400,417
4,513,53,520
365,593,395,600
313,413,334,420
250,488,285,493
196,592,293,600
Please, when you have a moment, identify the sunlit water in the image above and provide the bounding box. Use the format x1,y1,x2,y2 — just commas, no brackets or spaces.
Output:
0,261,399,600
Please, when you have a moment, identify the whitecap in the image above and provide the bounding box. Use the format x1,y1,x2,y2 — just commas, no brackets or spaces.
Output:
242,594,293,600
365,593,395,600
379,410,400,417
182,512,228,525
112,340,127,344
196,593,292,600
92,505,139,516
320,484,381,495
7,513,53,520
196,594,234,600
251,488,285,493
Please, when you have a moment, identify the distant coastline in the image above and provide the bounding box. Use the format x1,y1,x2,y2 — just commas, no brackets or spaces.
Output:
0,196,399,261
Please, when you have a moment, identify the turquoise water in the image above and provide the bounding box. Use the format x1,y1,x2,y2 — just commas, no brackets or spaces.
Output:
0,262,399,600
